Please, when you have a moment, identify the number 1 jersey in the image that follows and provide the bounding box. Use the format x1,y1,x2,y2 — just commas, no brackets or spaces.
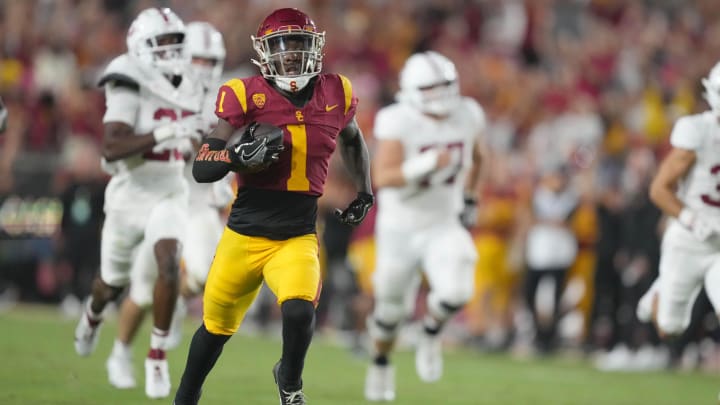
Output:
214,74,358,239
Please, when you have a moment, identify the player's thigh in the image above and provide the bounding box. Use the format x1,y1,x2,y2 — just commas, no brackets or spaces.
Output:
423,224,478,302
657,246,707,333
100,210,145,287
184,207,224,285
373,227,421,302
145,194,188,245
128,239,157,307
263,234,321,305
203,228,264,335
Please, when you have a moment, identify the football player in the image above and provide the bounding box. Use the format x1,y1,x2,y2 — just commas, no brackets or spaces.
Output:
72,8,205,400
636,62,720,346
173,8,373,405
364,51,485,401
103,21,232,391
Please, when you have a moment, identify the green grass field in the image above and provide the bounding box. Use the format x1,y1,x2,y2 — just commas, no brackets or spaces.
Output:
0,305,717,405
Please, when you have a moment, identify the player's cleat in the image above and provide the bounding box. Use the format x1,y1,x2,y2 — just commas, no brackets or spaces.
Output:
364,364,395,401
74,311,102,357
272,360,307,405
166,298,187,350
415,332,443,383
145,355,171,399
106,350,137,389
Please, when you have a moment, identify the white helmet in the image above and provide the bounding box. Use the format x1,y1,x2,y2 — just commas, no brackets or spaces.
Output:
397,51,460,117
251,8,325,93
186,22,226,87
703,62,720,115
126,8,187,76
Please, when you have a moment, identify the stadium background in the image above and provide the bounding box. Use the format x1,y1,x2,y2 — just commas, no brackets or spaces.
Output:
1,0,720,403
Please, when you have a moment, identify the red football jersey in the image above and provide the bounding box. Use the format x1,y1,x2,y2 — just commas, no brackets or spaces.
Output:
215,74,358,196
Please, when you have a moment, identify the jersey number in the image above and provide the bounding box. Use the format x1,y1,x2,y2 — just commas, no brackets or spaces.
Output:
419,142,464,188
286,124,310,191
701,164,720,207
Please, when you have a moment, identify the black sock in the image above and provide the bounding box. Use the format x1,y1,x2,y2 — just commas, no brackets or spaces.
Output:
279,299,315,391
174,323,231,405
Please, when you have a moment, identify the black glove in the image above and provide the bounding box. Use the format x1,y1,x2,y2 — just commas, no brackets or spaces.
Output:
334,192,374,226
227,123,284,173
459,194,478,228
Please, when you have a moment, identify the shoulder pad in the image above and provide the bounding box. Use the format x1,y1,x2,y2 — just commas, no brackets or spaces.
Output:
97,54,142,89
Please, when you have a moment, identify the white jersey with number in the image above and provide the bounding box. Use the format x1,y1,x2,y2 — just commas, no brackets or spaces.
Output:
671,111,720,217
100,53,204,212
98,54,204,287
651,111,720,335
374,97,485,230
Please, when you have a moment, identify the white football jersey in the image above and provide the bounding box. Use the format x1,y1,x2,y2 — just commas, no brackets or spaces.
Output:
99,54,204,211
374,97,485,229
671,111,720,217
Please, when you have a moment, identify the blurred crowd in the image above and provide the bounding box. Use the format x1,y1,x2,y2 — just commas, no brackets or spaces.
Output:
2,0,720,372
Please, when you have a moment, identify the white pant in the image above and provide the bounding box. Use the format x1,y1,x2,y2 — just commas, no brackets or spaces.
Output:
129,205,224,306
655,222,720,334
101,194,188,288
373,221,478,314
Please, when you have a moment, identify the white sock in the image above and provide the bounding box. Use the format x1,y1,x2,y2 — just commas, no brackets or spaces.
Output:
112,339,131,358
150,327,169,351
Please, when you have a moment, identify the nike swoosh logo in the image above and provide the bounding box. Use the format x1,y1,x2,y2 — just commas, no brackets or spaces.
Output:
325,104,338,112
238,138,266,161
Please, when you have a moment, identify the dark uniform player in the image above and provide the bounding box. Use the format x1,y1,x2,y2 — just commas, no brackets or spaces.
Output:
174,8,374,405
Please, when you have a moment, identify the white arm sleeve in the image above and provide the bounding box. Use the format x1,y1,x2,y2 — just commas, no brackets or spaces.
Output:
102,83,139,126
670,116,702,151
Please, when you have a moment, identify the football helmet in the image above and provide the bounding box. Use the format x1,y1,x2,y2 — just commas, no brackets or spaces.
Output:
397,51,460,117
251,8,325,92
703,61,720,115
126,8,187,76
186,22,226,87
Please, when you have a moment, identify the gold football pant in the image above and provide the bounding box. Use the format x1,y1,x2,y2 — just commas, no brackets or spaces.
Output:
203,227,321,335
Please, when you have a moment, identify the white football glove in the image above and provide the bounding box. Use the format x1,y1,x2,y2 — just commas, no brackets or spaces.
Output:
678,208,717,242
209,174,236,209
153,115,204,144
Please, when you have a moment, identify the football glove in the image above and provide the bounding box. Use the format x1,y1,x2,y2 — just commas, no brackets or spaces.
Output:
153,115,204,144
334,192,374,226
227,134,284,173
678,208,717,242
459,193,478,228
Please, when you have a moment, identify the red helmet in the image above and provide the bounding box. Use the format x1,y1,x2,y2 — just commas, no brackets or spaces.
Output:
251,8,325,92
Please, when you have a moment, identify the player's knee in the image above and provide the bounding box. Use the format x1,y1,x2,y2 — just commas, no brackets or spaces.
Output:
657,317,687,338
368,300,405,341
92,276,124,301
428,292,470,321
281,299,315,329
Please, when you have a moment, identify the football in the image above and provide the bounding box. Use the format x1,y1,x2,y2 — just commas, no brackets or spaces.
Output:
229,122,284,148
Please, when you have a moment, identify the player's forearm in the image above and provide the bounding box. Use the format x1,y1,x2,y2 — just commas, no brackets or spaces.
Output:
193,138,232,182
102,132,156,162
649,180,684,218
339,133,373,194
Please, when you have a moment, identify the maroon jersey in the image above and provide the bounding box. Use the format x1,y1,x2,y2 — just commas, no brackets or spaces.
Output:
214,74,358,239
216,74,357,196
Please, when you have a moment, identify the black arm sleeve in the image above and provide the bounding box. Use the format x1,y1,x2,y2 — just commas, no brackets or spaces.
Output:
193,137,232,183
